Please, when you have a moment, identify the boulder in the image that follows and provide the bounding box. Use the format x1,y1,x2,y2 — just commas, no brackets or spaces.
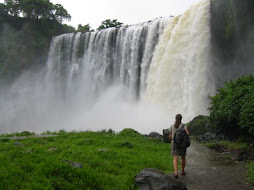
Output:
135,168,187,190
197,132,225,141
163,129,170,143
70,162,83,168
13,141,22,146
149,132,162,139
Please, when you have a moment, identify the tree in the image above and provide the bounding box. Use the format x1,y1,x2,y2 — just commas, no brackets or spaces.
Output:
208,75,254,138
0,3,8,18
4,0,20,17
77,24,94,33
20,0,53,20
97,19,123,30
53,4,71,23
3,0,71,23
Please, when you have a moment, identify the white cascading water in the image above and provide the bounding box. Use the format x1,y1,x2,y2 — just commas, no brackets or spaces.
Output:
144,0,215,122
0,0,215,134
46,18,170,102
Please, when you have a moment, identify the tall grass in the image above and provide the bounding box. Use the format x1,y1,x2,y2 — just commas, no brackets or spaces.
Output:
0,129,173,189
247,161,254,185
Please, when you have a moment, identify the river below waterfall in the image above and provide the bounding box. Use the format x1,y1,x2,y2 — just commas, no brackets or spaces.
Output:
179,141,253,190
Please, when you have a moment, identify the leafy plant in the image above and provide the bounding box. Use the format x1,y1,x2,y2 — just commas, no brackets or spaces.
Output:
3,0,71,23
187,115,210,135
209,75,254,138
247,161,254,185
97,19,123,30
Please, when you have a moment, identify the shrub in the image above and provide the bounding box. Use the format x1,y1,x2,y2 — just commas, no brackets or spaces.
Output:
187,115,210,135
209,75,254,138
118,128,141,137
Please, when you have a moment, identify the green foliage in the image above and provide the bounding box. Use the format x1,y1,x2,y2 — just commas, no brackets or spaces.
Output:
118,128,141,137
53,3,71,23
187,115,210,135
247,161,254,185
0,129,172,189
209,75,254,138
97,19,123,30
0,3,8,18
3,0,71,23
77,24,94,33
204,140,249,151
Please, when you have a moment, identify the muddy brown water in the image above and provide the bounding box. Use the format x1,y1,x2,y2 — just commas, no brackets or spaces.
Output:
176,141,253,190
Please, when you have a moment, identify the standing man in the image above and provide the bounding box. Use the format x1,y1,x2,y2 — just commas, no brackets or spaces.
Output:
169,114,190,179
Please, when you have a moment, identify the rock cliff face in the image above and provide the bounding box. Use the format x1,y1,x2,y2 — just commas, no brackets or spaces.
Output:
210,0,254,87
0,17,73,82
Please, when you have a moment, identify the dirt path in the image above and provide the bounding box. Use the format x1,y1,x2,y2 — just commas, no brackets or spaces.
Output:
178,141,253,190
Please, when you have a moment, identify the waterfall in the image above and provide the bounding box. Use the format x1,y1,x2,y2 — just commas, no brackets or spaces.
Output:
0,0,220,134
144,0,214,122
46,18,170,104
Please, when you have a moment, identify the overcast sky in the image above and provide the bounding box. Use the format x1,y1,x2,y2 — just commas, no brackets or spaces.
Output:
1,0,202,29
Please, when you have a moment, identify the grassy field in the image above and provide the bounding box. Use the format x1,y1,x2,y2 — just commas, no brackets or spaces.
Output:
0,129,173,190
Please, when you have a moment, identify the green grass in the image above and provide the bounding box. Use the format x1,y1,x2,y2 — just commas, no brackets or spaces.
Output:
204,140,249,151
0,129,173,189
247,161,254,185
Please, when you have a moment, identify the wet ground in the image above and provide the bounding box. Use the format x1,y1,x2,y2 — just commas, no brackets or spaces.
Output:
177,141,253,190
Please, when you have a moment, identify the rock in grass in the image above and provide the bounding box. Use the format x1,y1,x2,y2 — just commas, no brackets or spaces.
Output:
70,162,83,168
13,141,22,146
48,147,58,152
135,168,187,190
98,148,108,152
62,160,83,168
149,132,162,139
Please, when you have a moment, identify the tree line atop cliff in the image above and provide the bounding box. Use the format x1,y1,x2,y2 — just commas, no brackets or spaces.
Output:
1,0,71,23
0,0,123,32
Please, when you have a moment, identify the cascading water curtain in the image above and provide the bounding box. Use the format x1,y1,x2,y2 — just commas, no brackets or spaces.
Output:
46,18,170,104
144,0,215,122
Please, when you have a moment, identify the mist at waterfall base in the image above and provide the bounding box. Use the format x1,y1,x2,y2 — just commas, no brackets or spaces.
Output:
0,67,170,135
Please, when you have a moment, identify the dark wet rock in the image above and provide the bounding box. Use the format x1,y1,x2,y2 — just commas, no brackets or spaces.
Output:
62,160,83,168
240,150,254,161
230,152,244,161
135,168,187,190
246,154,254,160
197,132,225,141
13,141,21,146
163,129,170,143
149,132,162,139
70,162,83,168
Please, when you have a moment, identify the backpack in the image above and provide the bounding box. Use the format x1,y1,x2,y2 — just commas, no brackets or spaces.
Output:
173,124,190,149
